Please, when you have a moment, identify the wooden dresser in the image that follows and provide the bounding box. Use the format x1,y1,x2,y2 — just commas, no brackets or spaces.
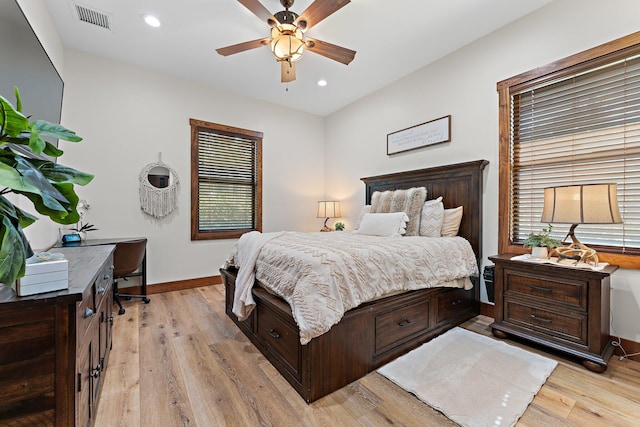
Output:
0,245,115,426
489,254,618,372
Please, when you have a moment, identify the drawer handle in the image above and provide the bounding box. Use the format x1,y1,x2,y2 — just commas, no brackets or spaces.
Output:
451,299,463,306
530,314,552,324
103,274,111,281
97,286,106,295
83,308,94,318
398,319,412,327
91,364,101,378
529,285,553,293
268,328,281,339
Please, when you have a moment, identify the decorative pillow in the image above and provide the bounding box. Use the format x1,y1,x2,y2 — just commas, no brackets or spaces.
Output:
370,187,427,236
441,206,463,237
355,205,371,230
353,212,409,237
419,197,444,237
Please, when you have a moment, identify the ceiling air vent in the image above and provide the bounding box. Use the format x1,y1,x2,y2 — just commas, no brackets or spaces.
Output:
73,3,112,30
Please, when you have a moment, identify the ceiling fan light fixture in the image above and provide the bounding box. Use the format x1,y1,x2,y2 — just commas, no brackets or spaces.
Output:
270,24,305,62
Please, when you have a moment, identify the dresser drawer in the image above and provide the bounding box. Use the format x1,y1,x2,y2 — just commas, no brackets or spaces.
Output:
375,296,431,353
93,260,113,311
436,288,472,324
505,299,587,345
256,304,300,379
505,270,586,310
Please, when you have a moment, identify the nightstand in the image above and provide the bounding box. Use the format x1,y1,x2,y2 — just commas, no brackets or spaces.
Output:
489,254,618,372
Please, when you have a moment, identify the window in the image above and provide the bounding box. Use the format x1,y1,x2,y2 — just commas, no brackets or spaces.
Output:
498,32,640,269
190,119,262,240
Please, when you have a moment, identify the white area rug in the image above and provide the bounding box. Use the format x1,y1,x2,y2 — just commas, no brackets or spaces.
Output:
377,327,557,427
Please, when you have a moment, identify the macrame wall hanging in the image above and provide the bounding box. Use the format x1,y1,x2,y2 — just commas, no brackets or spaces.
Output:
139,158,180,218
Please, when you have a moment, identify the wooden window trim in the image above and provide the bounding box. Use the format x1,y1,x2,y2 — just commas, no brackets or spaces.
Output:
498,31,640,269
190,118,262,240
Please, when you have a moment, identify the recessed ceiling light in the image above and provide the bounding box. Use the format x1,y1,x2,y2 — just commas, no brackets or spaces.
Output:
317,79,328,87
142,14,161,28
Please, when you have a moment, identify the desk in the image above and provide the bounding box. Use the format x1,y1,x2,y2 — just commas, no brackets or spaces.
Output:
57,237,148,297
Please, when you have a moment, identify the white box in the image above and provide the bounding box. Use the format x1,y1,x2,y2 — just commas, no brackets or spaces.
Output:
16,259,69,296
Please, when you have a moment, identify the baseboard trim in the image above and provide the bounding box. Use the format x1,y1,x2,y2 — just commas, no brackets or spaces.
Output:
613,336,640,363
118,275,222,296
480,301,495,318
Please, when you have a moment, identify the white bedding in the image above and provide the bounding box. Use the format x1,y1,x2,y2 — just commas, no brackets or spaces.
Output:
226,231,478,345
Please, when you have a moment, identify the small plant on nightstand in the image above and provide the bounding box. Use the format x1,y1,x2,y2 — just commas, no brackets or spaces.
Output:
523,224,562,258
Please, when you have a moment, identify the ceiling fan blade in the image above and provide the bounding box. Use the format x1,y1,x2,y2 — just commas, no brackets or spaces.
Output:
216,38,270,56
237,0,278,26
305,38,355,65
295,0,350,31
281,61,296,82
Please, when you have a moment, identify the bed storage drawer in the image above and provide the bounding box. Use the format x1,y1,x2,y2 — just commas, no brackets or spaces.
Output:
436,287,472,324
256,304,301,380
374,295,431,354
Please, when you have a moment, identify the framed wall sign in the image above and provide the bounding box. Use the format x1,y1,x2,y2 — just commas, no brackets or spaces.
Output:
387,115,451,155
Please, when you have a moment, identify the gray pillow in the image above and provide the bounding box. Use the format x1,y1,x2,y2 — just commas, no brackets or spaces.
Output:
370,187,427,236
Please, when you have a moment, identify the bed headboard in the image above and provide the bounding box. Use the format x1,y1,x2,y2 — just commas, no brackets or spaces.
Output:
361,160,489,267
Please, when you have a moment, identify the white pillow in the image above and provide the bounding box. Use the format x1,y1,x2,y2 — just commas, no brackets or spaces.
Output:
370,187,427,236
355,205,371,230
419,196,444,237
354,212,409,237
441,206,463,237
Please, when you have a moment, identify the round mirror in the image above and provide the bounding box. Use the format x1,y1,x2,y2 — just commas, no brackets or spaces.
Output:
147,166,171,188
139,161,180,218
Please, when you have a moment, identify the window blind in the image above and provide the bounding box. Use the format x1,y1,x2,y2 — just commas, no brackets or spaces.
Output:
197,130,257,232
190,118,262,240
510,54,640,253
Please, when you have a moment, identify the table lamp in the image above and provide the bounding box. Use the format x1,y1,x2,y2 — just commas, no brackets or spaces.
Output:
541,184,622,265
317,201,341,232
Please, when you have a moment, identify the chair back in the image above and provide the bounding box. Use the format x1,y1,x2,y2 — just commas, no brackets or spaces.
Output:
113,239,147,279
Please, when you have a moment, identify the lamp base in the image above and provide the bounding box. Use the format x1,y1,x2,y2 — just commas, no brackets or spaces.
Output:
320,217,332,232
549,224,599,266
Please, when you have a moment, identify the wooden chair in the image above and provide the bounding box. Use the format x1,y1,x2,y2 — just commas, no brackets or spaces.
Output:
112,238,149,315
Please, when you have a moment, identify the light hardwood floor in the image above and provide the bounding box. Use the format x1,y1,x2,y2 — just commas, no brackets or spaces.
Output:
96,285,640,426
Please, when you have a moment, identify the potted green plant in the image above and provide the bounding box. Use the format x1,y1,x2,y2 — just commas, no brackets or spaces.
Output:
0,87,93,285
523,224,562,258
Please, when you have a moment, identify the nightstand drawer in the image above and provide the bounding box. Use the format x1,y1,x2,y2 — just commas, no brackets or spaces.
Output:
505,299,587,345
505,271,586,310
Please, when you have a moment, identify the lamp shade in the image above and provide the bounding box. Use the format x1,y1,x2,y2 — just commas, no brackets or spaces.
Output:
317,201,341,218
541,184,622,224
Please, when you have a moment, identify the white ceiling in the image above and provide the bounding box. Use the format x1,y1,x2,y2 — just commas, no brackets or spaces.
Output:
43,0,553,116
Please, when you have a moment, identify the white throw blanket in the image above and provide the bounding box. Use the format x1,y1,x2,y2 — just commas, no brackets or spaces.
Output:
231,231,285,320
227,231,478,344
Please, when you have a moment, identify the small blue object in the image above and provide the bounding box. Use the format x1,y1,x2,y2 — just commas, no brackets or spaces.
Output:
62,233,82,244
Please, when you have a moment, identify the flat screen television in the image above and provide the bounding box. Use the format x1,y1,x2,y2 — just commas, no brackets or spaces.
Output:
0,0,64,160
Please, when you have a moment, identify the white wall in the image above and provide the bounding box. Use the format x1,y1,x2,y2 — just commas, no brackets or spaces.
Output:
324,0,640,342
56,49,325,285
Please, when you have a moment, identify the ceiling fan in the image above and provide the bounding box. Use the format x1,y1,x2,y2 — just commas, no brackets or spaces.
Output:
216,0,356,83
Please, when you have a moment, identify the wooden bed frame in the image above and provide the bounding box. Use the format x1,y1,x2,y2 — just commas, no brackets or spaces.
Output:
221,160,488,402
